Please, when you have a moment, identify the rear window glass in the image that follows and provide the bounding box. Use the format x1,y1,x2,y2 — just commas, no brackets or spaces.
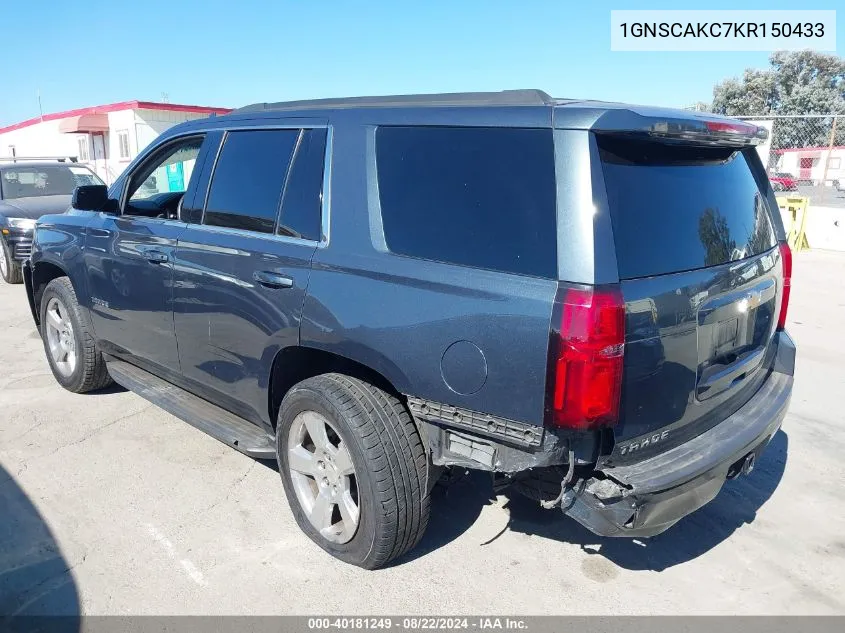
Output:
376,126,557,278
598,137,777,279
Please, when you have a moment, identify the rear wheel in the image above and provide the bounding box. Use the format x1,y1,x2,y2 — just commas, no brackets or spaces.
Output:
276,373,430,569
40,277,113,393
0,242,22,284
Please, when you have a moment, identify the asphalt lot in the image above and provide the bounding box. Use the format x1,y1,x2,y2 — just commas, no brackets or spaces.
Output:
1,250,844,616
794,184,845,208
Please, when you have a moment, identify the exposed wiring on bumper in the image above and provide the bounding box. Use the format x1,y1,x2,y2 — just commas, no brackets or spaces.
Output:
540,446,576,510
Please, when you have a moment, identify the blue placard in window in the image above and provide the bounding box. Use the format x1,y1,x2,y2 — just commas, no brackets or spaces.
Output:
166,162,184,192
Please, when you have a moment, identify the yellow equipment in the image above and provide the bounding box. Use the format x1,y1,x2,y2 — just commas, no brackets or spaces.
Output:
775,195,810,251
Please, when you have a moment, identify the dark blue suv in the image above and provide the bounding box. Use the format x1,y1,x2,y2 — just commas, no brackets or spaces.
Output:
23,90,796,568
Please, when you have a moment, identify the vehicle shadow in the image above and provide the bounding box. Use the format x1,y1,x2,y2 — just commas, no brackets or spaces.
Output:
389,470,496,567
396,430,788,571
88,383,128,396
0,465,80,631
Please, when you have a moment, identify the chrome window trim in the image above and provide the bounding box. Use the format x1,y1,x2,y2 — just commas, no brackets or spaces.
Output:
320,126,333,247
196,124,333,248
183,222,320,248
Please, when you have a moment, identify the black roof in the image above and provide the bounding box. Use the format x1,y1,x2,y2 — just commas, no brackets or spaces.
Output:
172,90,741,138
0,161,80,170
234,89,560,114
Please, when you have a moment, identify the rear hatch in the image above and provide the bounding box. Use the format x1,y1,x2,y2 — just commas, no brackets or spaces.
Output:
595,132,784,464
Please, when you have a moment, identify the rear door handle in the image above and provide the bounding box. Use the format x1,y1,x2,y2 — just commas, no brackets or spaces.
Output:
253,271,293,289
145,249,169,264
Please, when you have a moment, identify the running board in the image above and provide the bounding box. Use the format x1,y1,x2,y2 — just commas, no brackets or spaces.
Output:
105,357,276,459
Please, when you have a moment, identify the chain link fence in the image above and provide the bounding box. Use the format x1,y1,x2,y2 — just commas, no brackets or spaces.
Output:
736,114,845,207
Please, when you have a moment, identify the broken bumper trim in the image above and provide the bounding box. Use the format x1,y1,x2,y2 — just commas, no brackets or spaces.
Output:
564,336,794,537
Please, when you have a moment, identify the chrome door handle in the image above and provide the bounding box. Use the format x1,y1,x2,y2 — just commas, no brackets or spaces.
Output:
145,249,169,264
253,271,293,289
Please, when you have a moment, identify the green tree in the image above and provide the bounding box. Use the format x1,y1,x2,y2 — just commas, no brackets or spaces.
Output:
698,208,736,267
711,51,845,149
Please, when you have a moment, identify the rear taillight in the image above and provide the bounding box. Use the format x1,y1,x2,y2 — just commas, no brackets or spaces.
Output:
778,241,792,330
547,285,625,431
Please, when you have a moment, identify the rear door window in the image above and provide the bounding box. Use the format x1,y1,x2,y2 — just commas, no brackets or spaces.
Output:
277,128,327,242
375,126,557,278
598,136,777,279
204,129,299,233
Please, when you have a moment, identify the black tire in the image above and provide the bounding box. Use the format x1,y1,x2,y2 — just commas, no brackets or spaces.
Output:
1,241,23,284
276,373,430,569
40,277,113,393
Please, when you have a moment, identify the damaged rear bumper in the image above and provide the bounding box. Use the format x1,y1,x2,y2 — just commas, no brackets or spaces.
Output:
564,331,795,537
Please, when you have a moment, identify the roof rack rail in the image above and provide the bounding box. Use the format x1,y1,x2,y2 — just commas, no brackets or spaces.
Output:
234,89,554,114
0,156,78,163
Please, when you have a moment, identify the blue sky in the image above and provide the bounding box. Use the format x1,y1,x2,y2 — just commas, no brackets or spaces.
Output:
1,0,842,126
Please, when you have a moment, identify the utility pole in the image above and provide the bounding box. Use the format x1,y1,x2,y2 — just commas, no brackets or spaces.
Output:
37,89,43,120
819,115,839,204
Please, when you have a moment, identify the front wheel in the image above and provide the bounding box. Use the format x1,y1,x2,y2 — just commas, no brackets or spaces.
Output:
40,277,113,393
276,373,430,569
0,241,22,284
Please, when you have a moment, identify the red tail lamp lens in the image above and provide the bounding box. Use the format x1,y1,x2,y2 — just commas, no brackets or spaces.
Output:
549,286,625,431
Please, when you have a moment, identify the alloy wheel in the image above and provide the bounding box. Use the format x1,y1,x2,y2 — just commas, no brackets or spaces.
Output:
287,410,360,544
44,297,77,377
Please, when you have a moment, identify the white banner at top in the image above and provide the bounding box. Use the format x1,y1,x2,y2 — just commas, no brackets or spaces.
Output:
611,10,836,52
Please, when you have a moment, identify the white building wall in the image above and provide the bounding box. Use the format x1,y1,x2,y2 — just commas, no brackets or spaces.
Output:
0,119,81,160
133,109,214,154
1,106,221,185
780,153,797,174
775,148,845,184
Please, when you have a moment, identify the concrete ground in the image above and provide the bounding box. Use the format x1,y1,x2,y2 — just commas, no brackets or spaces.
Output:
1,250,843,616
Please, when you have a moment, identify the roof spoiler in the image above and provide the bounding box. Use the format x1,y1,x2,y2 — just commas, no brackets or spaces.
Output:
0,156,79,163
635,118,768,147
581,106,769,147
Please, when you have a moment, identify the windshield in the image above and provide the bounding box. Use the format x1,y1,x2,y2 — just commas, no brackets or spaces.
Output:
69,166,106,187
0,165,103,200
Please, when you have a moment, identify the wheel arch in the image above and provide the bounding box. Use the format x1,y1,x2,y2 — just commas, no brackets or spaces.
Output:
268,345,408,431
30,260,72,327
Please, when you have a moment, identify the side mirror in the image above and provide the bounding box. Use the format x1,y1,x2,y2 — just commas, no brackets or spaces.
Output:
72,185,112,212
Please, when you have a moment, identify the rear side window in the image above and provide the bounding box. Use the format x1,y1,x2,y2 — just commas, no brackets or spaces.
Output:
598,136,777,279
376,126,557,278
204,129,299,233
278,128,327,241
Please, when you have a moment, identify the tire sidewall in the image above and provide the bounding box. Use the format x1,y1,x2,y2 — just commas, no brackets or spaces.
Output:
276,384,379,567
40,280,87,392
1,241,18,283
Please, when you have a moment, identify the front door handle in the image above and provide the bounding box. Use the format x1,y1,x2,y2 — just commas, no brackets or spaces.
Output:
145,249,169,264
253,271,293,289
